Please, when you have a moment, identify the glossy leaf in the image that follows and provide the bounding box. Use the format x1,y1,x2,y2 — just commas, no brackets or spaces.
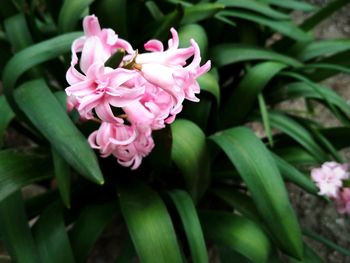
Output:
197,72,220,106
52,148,71,208
58,0,94,32
217,0,290,20
219,10,311,42
0,192,41,263
32,202,75,263
210,127,303,258
14,79,104,184
168,190,209,263
221,61,287,127
69,202,118,263
171,119,210,202
0,150,52,202
119,184,183,263
200,211,270,263
178,23,208,57
211,44,302,68
182,3,224,24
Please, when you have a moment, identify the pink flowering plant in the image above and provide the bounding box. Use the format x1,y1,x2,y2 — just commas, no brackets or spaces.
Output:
1,0,350,262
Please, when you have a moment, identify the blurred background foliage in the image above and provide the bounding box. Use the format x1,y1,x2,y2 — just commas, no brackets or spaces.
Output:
1,0,350,262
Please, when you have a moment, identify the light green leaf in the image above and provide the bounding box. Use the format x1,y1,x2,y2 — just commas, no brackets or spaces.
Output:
0,192,41,263
210,44,302,68
14,79,104,184
200,211,270,263
168,190,209,263
0,150,52,202
210,127,303,258
118,184,183,263
171,119,210,202
69,203,118,263
217,0,290,20
58,0,94,32
182,3,225,24
197,72,220,106
219,10,311,42
178,23,208,57
33,202,75,263
268,0,315,12
220,61,287,127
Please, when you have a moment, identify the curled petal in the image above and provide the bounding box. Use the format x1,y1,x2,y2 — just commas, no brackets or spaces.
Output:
83,14,101,37
144,39,164,52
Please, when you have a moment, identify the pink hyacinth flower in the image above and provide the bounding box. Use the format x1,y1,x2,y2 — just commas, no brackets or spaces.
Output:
335,188,350,216
88,122,154,169
311,162,350,198
136,28,211,114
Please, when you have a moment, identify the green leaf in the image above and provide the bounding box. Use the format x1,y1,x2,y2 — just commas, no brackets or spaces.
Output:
4,14,33,52
270,81,350,117
0,192,41,263
218,10,311,42
0,150,52,202
118,184,183,263
168,190,208,263
145,1,164,20
69,202,118,263
200,211,270,263
0,96,14,146
220,61,287,127
14,79,104,184
197,72,220,106
288,244,324,263
275,146,316,165
271,152,318,194
152,5,184,40
32,202,75,263
217,0,290,20
91,0,127,37
171,119,210,202
58,0,94,32
297,39,350,61
182,3,225,24
210,127,303,258
266,111,329,163
52,148,71,208
2,32,82,111
212,187,260,221
267,0,315,12
258,93,273,146
178,24,208,58
210,44,302,68
301,0,349,31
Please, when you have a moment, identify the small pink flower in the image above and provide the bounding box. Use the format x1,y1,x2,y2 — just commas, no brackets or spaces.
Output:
311,162,349,198
335,188,350,216
88,122,154,169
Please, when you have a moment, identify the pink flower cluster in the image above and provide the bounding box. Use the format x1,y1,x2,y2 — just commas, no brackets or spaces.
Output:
65,15,211,169
311,162,350,216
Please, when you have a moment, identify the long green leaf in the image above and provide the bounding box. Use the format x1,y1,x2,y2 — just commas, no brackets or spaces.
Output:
69,202,118,263
210,127,303,258
179,24,208,58
182,3,224,24
52,148,71,208
118,184,183,263
168,190,208,263
0,192,41,263
0,96,14,146
0,150,52,202
219,10,311,42
266,111,329,162
171,119,210,202
210,44,302,68
289,244,324,263
4,14,33,52
271,152,318,194
58,0,94,32
2,32,82,111
221,61,287,127
298,39,350,61
268,0,315,12
301,0,349,31
217,0,290,20
14,79,104,184
200,211,270,263
197,72,220,106
32,202,75,263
